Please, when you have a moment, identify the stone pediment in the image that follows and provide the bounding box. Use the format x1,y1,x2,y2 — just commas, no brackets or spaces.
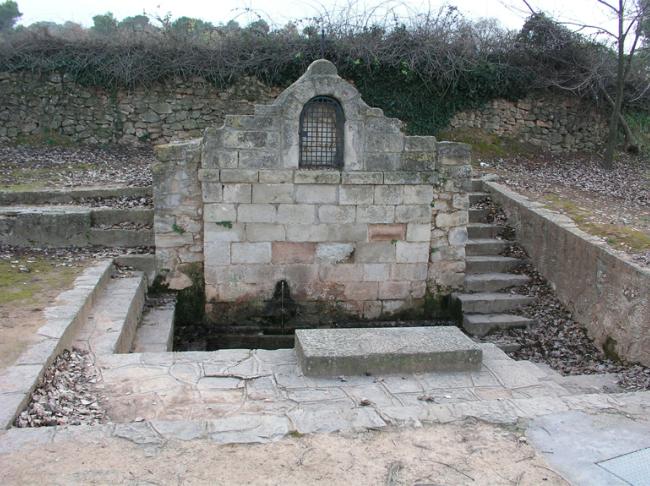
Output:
201,59,444,175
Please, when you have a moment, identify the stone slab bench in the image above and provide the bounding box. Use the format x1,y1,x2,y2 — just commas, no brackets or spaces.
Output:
295,326,482,377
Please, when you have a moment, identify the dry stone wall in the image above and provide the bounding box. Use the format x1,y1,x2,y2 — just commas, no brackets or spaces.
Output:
0,72,278,144
449,94,608,153
0,71,608,153
153,60,472,323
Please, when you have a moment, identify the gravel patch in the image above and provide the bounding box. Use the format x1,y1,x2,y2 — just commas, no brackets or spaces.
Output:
0,144,154,189
15,348,107,427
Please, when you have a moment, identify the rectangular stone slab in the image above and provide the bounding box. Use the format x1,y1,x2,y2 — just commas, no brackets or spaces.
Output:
295,326,482,377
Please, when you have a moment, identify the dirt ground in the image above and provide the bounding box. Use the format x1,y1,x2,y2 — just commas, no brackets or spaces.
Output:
0,251,87,370
0,421,566,486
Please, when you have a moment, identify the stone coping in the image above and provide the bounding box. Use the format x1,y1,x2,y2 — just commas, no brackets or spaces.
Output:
0,260,114,429
0,390,647,450
484,180,650,366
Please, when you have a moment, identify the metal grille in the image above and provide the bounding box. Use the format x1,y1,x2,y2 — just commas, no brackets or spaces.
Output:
299,96,344,169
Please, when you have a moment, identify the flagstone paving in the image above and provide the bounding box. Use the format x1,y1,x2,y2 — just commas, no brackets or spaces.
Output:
93,343,610,428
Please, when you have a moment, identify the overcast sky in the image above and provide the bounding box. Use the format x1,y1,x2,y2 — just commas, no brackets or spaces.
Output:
15,0,621,36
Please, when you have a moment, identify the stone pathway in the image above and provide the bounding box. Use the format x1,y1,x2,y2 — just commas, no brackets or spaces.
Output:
90,344,650,433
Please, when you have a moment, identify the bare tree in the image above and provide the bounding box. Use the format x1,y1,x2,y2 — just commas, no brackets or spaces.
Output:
600,0,646,166
522,0,648,167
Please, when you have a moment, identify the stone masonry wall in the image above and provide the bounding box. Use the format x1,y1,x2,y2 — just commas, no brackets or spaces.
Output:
1,71,607,153
449,94,608,153
154,60,472,322
0,72,278,144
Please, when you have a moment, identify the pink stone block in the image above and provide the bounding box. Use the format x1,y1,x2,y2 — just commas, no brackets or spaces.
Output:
271,242,316,264
368,224,406,242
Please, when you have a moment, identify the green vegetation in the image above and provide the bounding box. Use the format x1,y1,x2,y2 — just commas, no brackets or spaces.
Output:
1,6,647,137
0,257,81,305
0,182,44,191
173,263,205,327
544,194,650,253
13,130,75,147
0,162,94,190
171,223,186,235
0,0,20,32
214,221,233,229
626,110,650,156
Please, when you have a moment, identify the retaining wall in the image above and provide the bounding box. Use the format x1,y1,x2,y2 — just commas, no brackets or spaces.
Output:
485,180,650,366
0,72,278,145
450,94,608,152
0,71,607,152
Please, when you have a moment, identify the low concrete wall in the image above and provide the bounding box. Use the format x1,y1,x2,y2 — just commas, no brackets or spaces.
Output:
485,181,650,366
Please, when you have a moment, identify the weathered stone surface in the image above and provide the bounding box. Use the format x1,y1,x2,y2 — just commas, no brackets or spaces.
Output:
368,224,406,242
272,242,315,264
296,327,483,376
486,180,650,366
231,242,272,264
207,415,290,443
152,59,472,318
316,243,354,263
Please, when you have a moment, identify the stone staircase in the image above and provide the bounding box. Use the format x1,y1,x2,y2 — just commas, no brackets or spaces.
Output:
453,179,536,337
0,186,153,248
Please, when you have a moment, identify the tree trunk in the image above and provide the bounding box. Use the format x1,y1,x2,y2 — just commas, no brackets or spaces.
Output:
602,0,626,169
602,87,639,152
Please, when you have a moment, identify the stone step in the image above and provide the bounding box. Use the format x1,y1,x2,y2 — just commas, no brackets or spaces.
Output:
466,256,523,274
0,186,152,206
469,208,489,223
90,208,153,227
74,273,147,355
452,292,533,314
470,179,484,192
464,273,530,292
469,192,491,205
463,313,535,337
88,228,154,247
114,254,156,284
132,296,176,353
467,223,500,239
296,327,482,376
466,238,508,256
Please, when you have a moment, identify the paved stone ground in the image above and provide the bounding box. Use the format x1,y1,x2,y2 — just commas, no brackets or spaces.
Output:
3,333,650,484
81,343,649,449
